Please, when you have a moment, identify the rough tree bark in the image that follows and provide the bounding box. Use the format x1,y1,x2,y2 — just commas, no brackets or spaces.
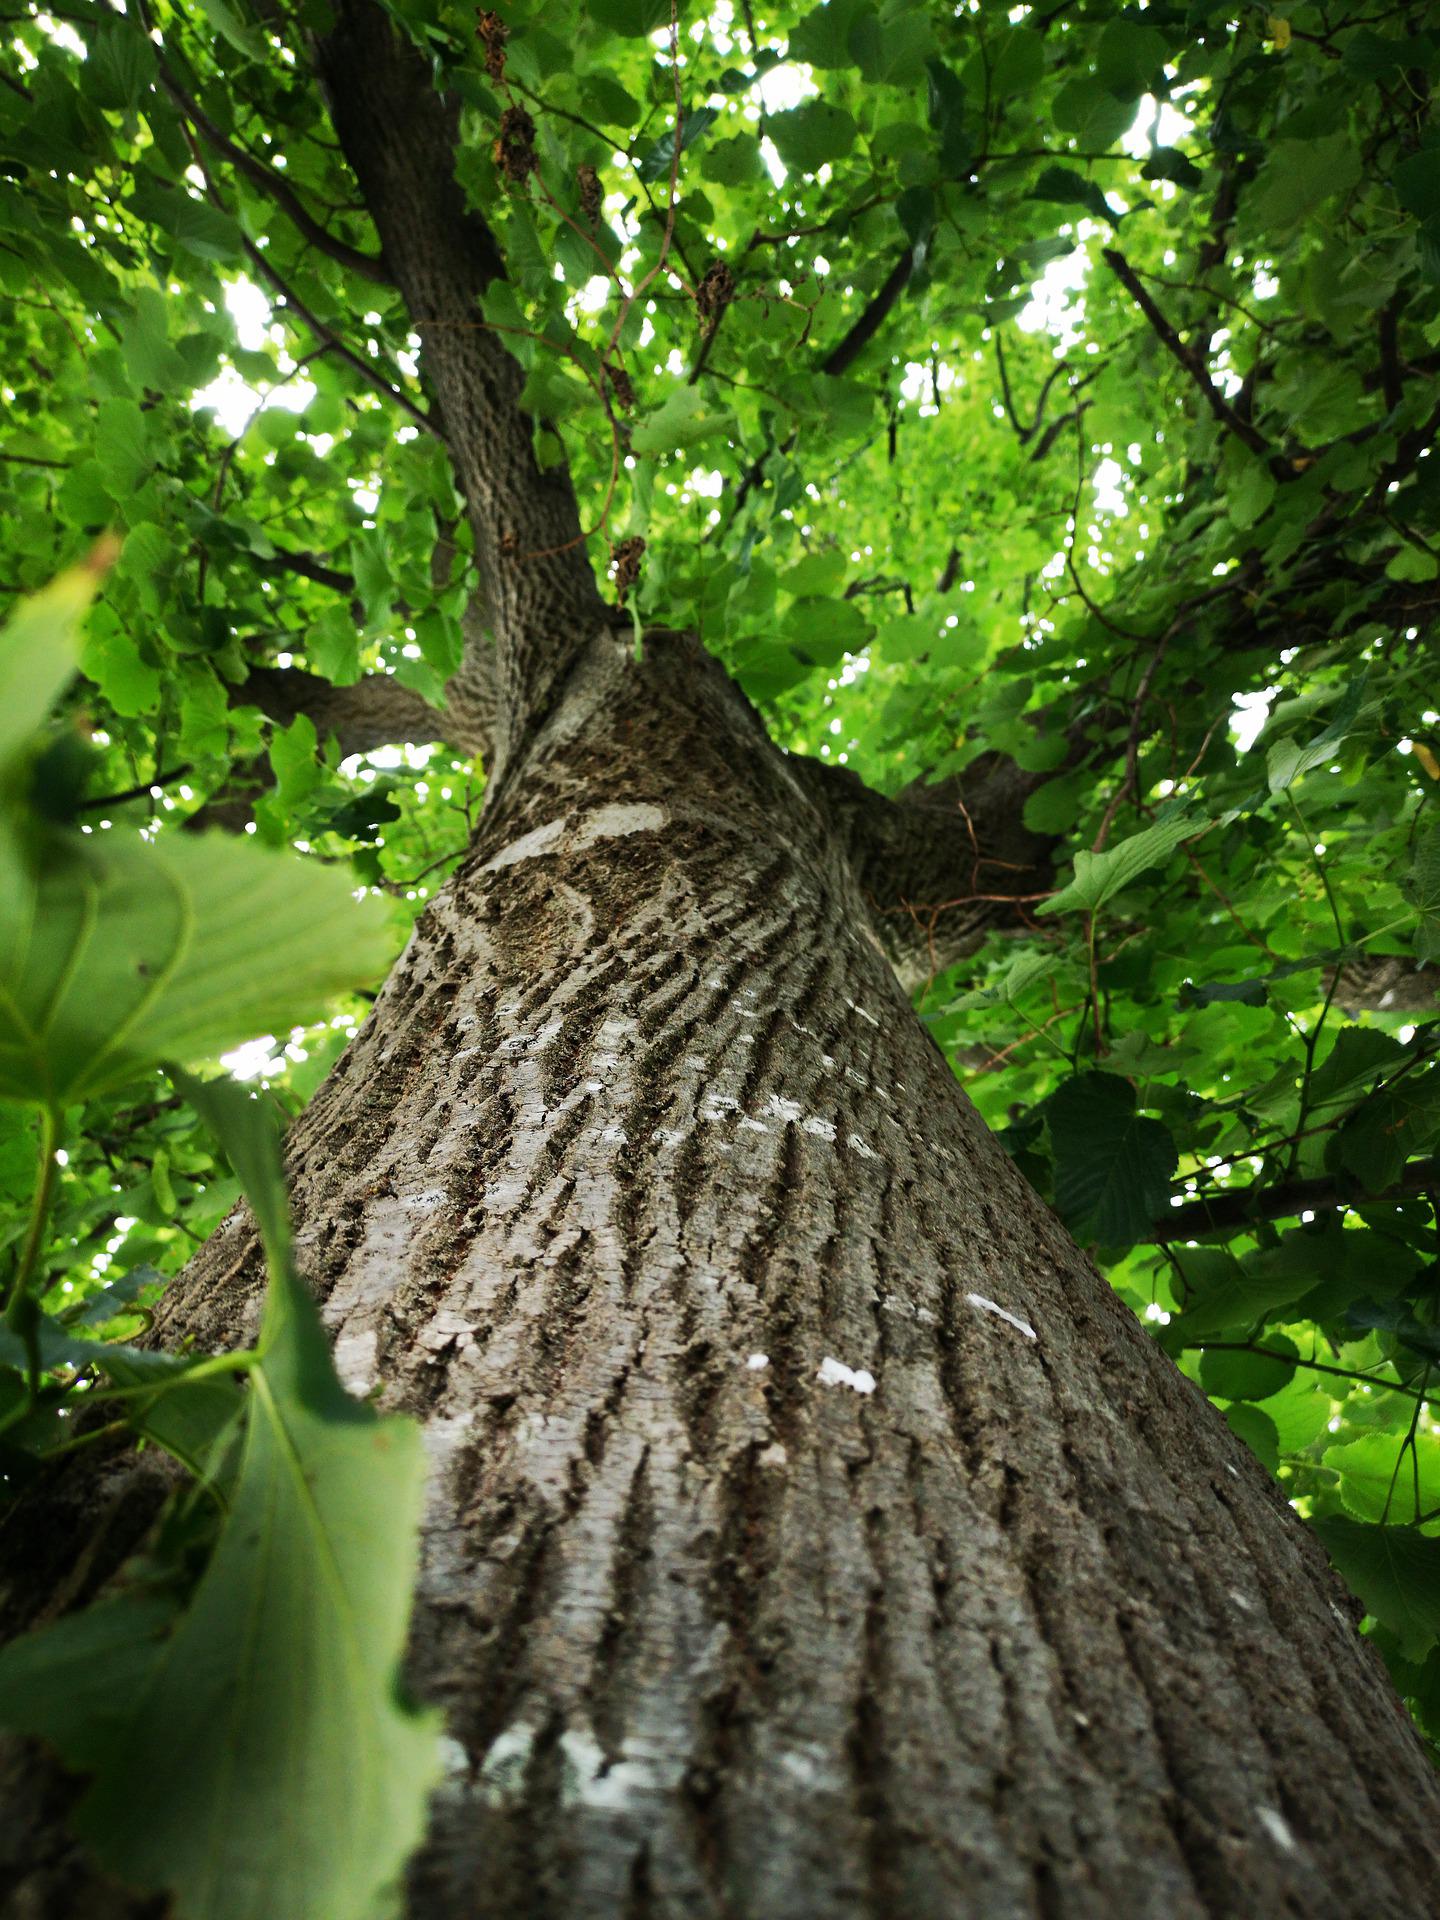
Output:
5,6,1440,1917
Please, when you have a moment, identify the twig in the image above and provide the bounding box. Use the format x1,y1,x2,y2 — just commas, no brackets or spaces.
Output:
1154,1155,1440,1241
1101,246,1272,460
243,242,435,436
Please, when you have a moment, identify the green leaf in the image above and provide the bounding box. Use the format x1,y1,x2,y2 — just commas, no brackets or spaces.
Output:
630,385,732,455
1328,1069,1440,1193
779,595,871,665
1141,148,1203,191
586,0,670,33
1265,672,1371,792
767,101,858,175
1095,18,1167,97
0,1275,440,1920
635,106,720,184
194,0,266,60
1312,1518,1440,1658
788,0,872,68
170,1067,290,1267
925,58,971,177
1405,824,1440,965
1393,150,1440,221
86,22,158,112
1224,1402,1279,1473
1171,1246,1319,1341
1199,1334,1298,1402
1051,78,1132,150
1251,136,1362,232
0,830,392,1106
1031,165,1112,225
1036,812,1205,916
1047,1072,1177,1246
0,554,112,771
122,288,184,391
1324,1432,1440,1525
1225,454,1276,531
1308,1027,1405,1109
949,949,1051,1011
127,180,243,262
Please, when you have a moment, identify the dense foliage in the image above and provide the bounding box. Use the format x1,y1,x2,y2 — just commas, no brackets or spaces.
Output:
2,0,1438,1907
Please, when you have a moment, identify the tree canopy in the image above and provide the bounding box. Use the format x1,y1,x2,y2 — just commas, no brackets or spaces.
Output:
2,0,1439,1909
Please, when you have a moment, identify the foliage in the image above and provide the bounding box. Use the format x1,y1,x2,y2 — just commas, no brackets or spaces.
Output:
1,0,1439,1885
0,568,437,1916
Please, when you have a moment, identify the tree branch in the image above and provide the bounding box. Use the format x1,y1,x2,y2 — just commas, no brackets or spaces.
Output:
795,750,1053,993
313,0,605,784
238,665,461,757
150,42,391,285
1101,247,1272,460
1155,1156,1440,1242
242,240,435,437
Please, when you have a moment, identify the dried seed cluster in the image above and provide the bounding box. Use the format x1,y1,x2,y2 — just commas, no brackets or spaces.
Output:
577,162,602,226
611,536,645,604
494,105,537,183
476,10,508,82
695,259,736,322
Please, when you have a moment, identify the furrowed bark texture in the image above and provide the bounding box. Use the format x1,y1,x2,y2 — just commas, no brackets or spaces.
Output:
136,631,1438,1920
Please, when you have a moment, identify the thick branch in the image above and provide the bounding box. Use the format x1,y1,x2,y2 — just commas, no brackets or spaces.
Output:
238,665,462,757
795,750,1052,992
1156,1156,1440,1243
315,1,605,779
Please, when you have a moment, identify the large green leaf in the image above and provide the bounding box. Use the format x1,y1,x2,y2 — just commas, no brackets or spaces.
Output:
0,829,392,1106
0,1070,441,1920
1312,1519,1440,1659
1324,1432,1440,1525
0,550,112,771
1036,813,1205,917
1047,1072,1177,1245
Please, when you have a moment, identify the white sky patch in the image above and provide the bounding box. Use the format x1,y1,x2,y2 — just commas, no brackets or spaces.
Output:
966,1293,1037,1341
1018,243,1088,346
817,1356,876,1394
1230,688,1275,754
746,1353,770,1371
754,62,814,114
191,277,316,437
1122,94,1196,159
219,1034,286,1081
1092,456,1127,516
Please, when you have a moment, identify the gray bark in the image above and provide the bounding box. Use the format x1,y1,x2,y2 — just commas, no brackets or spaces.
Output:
6,6,1439,1912
145,631,1440,1917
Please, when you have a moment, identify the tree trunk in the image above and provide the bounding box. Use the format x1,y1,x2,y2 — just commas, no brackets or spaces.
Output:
139,629,1440,1918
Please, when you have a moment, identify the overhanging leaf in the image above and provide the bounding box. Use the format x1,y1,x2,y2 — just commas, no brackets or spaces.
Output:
1047,1072,1177,1245
0,550,114,771
0,829,392,1106
1312,1518,1440,1658
636,105,720,183
0,1068,441,1920
1036,812,1205,917
630,385,732,456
